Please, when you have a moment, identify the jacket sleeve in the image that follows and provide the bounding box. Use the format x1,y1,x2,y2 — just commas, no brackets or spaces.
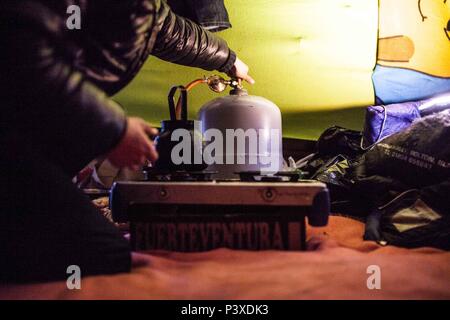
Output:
0,3,127,164
151,0,236,74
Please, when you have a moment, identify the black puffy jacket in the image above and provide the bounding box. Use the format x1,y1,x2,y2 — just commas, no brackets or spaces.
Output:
0,0,236,173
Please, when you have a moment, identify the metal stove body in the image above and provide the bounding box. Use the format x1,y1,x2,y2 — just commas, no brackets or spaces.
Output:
111,172,330,252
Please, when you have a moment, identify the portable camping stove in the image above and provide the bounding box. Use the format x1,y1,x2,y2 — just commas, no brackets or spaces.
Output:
110,170,330,252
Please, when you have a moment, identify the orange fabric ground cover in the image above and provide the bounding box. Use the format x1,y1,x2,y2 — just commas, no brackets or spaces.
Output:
1,216,449,300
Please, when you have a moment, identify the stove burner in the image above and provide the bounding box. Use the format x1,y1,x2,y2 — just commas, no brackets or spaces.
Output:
143,167,216,182
238,171,303,182
143,166,304,182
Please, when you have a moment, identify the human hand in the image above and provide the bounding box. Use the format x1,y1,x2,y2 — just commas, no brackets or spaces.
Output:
228,56,255,85
107,117,159,171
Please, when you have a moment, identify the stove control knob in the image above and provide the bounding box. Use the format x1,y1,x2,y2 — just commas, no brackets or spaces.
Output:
262,188,276,202
158,187,169,200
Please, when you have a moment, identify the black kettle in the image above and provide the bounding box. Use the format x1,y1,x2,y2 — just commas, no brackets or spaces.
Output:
153,85,207,172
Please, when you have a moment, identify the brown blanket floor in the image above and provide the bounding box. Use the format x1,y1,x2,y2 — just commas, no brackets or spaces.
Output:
1,216,449,300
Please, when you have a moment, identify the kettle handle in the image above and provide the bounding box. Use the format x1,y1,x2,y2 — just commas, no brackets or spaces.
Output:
168,85,188,121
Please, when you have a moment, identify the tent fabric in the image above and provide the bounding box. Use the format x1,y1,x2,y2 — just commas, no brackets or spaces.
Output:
114,0,378,140
378,0,450,78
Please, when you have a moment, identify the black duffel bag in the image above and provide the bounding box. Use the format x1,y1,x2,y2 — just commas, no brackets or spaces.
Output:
362,110,450,188
359,111,450,249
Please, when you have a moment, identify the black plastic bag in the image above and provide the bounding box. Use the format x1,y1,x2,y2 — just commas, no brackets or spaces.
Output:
300,127,371,216
316,126,363,158
304,126,364,179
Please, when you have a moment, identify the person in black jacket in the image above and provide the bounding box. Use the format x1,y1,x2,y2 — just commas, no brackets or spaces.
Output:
0,0,254,283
